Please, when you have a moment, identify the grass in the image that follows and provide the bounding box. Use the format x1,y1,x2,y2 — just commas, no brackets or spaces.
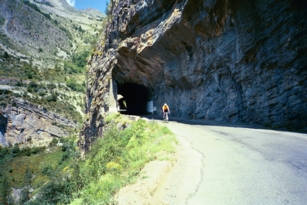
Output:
68,115,177,204
1,114,177,204
0,55,39,80
0,137,79,204
4,147,63,189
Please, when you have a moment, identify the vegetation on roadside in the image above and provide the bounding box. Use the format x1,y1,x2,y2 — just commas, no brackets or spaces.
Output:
0,137,78,205
0,114,177,205
69,114,177,205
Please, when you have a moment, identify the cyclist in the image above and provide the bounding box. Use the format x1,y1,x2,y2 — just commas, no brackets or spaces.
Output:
162,103,170,121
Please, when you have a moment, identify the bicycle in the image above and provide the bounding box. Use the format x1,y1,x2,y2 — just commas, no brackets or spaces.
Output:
163,112,169,122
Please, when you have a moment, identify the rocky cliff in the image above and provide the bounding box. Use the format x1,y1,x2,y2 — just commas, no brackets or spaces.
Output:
83,0,307,149
0,98,76,147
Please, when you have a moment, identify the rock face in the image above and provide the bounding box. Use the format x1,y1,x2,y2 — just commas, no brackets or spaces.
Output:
1,98,76,147
83,0,307,149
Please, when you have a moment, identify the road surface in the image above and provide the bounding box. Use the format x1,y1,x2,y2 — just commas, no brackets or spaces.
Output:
153,119,307,205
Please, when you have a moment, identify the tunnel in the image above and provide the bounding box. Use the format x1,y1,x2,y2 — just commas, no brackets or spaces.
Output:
117,82,152,115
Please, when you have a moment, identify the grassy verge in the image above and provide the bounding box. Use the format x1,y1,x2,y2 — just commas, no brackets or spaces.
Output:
70,114,177,204
0,113,177,204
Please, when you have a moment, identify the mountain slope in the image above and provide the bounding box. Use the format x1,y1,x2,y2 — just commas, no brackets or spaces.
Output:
0,0,103,67
0,0,106,147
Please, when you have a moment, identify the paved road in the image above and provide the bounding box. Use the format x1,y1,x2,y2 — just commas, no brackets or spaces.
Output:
153,119,307,205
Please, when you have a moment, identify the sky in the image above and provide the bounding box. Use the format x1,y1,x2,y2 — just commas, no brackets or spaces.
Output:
66,0,109,14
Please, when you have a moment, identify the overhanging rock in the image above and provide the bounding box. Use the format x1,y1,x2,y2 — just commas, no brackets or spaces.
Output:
82,0,307,150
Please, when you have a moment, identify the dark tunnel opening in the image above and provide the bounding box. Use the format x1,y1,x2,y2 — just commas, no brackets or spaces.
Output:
117,82,152,115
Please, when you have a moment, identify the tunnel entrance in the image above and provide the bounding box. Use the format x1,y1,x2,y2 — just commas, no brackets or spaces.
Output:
117,82,152,115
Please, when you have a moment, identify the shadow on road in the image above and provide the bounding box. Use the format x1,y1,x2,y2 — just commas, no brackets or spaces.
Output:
140,114,271,131
123,114,306,134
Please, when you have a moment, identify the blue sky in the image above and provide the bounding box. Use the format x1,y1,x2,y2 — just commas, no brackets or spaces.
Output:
66,0,109,14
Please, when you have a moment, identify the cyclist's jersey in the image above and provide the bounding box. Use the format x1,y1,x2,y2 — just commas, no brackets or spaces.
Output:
162,105,169,112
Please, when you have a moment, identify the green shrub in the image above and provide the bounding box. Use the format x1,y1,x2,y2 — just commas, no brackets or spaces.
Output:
31,147,38,154
38,177,73,204
61,152,69,162
27,81,39,93
49,138,58,147
16,81,23,86
64,61,82,74
24,1,40,12
20,147,32,156
41,164,53,177
47,83,57,89
0,146,10,158
11,144,20,157
46,94,57,102
30,147,45,154
38,90,46,96
66,79,85,92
